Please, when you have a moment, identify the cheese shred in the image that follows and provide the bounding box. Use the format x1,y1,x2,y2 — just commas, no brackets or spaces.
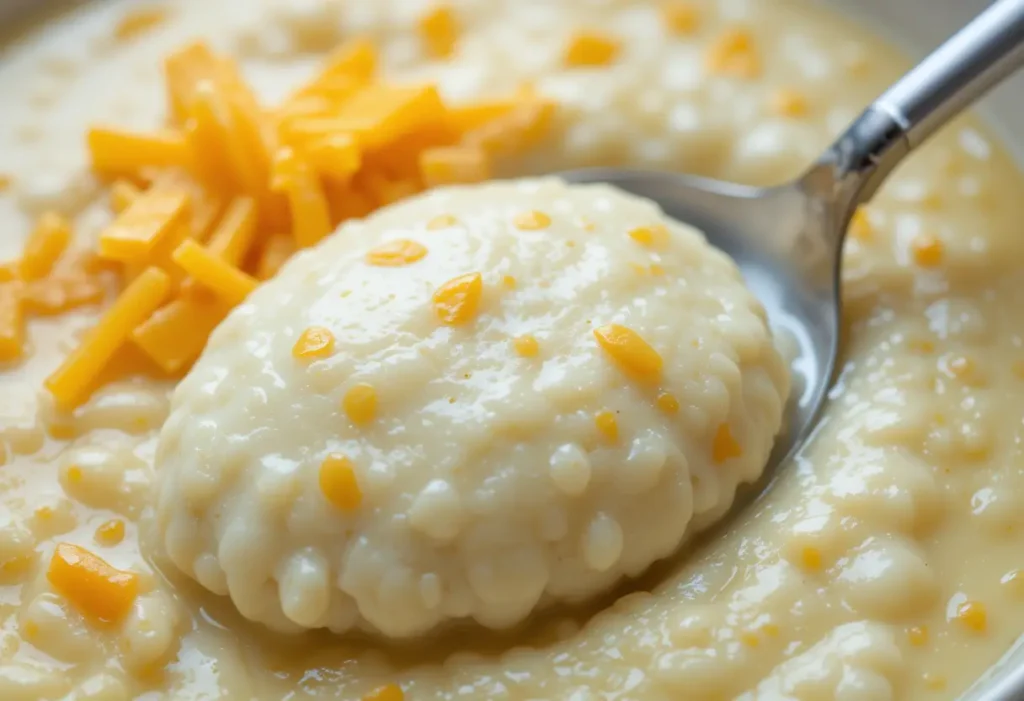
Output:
6,36,556,410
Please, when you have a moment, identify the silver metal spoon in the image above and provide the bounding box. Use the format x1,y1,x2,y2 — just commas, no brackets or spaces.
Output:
566,0,1024,483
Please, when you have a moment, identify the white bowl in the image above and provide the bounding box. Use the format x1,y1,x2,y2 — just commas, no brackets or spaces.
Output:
0,0,1020,698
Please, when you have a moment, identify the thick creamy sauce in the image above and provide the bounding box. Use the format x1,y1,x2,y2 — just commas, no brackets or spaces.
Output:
0,0,1023,700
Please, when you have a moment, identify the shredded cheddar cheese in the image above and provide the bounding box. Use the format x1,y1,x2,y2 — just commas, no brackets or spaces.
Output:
771,88,809,118
23,272,104,316
172,240,257,306
46,267,171,410
955,601,988,632
907,625,929,647
564,31,621,67
88,126,193,177
293,326,336,360
800,546,824,571
712,422,743,463
593,324,663,381
420,146,491,187
512,210,552,231
419,5,460,58
911,233,944,268
47,543,139,625
363,684,405,701
110,180,141,214
206,197,259,266
849,208,874,241
628,224,670,249
114,6,169,42
433,272,484,326
595,410,619,443
23,37,554,411
706,28,760,79
94,519,126,546
98,186,191,261
343,383,378,425
662,3,701,35
21,212,72,280
365,239,428,267
319,455,362,511
0,285,24,362
132,288,230,373
513,334,540,357
426,214,458,230
656,391,680,414
256,235,295,280
271,148,333,248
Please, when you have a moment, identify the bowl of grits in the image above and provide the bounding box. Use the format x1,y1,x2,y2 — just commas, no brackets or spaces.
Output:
0,1,1023,700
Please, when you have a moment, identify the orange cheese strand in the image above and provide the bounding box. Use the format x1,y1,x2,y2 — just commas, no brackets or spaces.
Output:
564,31,621,67
293,326,336,360
419,5,460,58
464,99,555,156
302,133,362,180
662,3,701,35
420,146,490,187
94,519,126,546
39,37,560,403
110,180,141,214
364,122,460,180
21,212,72,280
98,185,192,262
366,239,428,267
163,41,222,125
132,289,230,373
628,224,670,249
184,84,242,193
712,423,744,464
446,99,520,133
272,149,333,248
363,684,404,701
172,240,257,307
328,84,446,149
47,543,139,625
0,284,24,363
593,324,663,381
356,172,421,208
319,455,363,511
313,37,378,88
343,383,378,425
595,410,619,442
706,28,760,79
206,196,259,266
256,234,296,280
45,267,171,410
23,273,105,317
114,7,169,42
433,272,483,326
88,127,193,177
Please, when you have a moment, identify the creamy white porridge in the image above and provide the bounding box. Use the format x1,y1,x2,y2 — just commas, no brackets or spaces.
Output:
0,0,1023,700
156,178,788,638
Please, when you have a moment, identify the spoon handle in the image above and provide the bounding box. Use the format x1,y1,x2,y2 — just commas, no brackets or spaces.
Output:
821,0,1024,206
879,0,1024,149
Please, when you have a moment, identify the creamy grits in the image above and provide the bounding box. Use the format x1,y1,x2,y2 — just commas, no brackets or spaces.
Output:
0,0,1022,700
156,178,788,638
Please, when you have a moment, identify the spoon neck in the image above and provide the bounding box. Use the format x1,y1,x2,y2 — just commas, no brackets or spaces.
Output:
810,106,910,217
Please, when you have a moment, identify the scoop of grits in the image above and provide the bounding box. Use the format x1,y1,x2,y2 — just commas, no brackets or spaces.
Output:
153,177,790,638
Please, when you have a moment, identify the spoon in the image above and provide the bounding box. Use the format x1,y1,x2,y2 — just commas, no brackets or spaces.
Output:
565,0,1024,482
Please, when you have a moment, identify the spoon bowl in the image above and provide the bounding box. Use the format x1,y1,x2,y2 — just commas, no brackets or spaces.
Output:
563,0,1024,482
